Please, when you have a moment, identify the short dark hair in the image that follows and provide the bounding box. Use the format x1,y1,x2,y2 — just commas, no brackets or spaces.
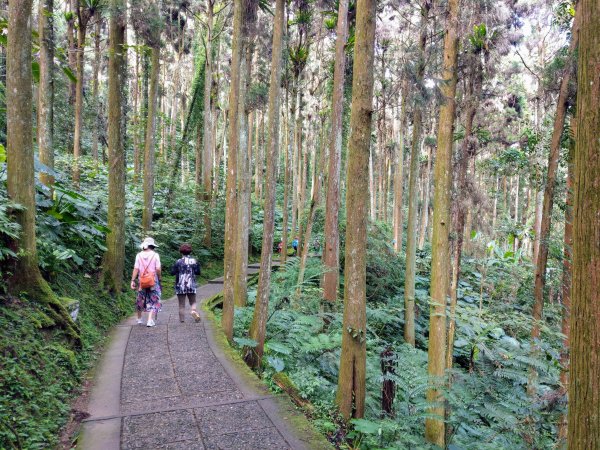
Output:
180,243,192,255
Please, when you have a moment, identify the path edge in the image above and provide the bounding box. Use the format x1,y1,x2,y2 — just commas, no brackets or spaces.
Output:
201,302,334,450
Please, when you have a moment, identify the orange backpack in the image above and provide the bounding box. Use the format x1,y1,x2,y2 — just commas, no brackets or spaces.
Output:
139,254,156,289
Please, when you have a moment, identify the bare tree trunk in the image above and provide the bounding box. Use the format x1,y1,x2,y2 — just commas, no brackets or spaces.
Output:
568,1,600,444
73,9,92,188
247,0,285,367
369,146,376,221
322,0,348,302
102,0,126,294
91,18,102,165
38,0,54,188
222,0,245,341
418,145,432,249
202,0,215,246
297,118,325,291
336,0,375,419
234,13,257,308
404,0,430,347
133,45,142,182
425,0,459,444
281,85,293,265
141,46,160,233
254,110,264,201
392,85,407,253
558,118,575,444
67,0,77,111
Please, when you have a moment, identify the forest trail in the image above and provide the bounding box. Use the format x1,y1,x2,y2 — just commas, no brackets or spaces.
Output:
79,263,317,450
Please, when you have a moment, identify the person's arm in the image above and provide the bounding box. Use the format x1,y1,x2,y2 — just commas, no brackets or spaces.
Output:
170,261,178,276
131,254,140,289
156,254,162,282
130,268,139,290
194,259,201,275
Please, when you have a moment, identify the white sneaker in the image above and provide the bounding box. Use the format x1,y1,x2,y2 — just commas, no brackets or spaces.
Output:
146,319,155,327
137,319,143,325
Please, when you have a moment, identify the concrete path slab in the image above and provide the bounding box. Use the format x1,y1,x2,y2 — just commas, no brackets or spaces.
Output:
79,270,330,450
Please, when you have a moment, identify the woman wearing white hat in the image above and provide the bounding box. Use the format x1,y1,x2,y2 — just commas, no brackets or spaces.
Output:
130,237,162,327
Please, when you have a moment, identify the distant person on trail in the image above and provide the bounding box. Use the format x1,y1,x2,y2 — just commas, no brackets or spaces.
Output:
277,241,283,254
292,237,299,256
170,243,201,323
130,237,162,327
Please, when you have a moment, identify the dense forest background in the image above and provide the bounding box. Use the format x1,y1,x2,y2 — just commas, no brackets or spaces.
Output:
0,0,599,448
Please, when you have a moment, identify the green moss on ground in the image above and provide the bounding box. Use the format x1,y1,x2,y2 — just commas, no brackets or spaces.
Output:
0,274,133,448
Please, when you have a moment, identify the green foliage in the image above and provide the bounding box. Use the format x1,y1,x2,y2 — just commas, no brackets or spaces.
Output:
0,275,133,448
222,224,566,449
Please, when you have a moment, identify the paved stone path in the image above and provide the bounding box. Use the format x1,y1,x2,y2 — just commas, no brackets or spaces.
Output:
80,265,327,450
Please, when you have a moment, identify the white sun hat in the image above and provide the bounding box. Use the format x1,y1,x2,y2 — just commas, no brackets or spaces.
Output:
140,237,159,250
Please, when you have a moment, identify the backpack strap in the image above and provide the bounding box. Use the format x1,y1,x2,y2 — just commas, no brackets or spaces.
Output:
140,253,156,276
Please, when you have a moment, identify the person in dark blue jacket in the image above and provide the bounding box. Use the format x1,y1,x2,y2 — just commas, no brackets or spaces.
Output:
170,243,201,323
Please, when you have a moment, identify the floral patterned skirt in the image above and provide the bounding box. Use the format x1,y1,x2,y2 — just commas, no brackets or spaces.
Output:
136,281,162,313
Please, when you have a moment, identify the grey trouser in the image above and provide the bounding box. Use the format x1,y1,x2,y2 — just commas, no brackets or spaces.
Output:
177,293,197,321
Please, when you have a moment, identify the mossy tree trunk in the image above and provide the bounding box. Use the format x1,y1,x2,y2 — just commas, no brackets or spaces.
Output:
336,0,375,420
7,0,79,342
102,0,127,295
404,0,430,347
567,0,600,446
247,0,285,367
321,0,348,303
425,0,460,444
38,0,55,189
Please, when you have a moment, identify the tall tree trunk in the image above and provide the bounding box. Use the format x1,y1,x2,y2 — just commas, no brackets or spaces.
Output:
91,18,102,165
281,85,293,265
254,111,264,201
447,95,478,369
7,0,79,341
202,0,215,247
234,9,257,308
336,0,375,420
530,6,579,391
322,0,348,302
418,145,432,249
297,118,325,292
247,0,285,367
133,44,142,182
425,0,459,444
404,0,430,347
141,46,160,233
222,0,245,341
393,84,407,253
102,0,126,294
38,0,54,188
73,11,91,188
369,145,376,221
67,0,77,109
568,0,600,445
558,118,575,444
